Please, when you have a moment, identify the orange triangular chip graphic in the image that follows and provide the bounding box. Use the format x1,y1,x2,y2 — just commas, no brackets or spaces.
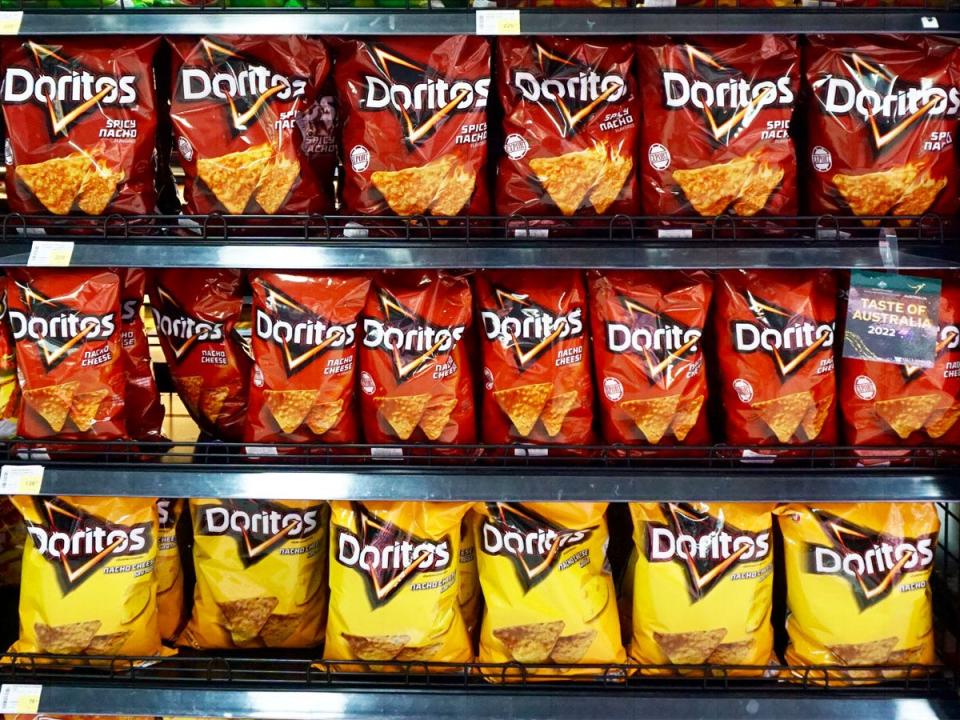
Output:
200,386,230,424
419,395,458,441
875,394,940,440
894,174,947,226
752,390,814,443
371,155,457,217
78,162,124,216
672,156,754,216
430,166,476,217
305,399,343,437
69,388,109,432
620,395,680,445
926,402,960,439
732,162,783,216
17,154,88,215
833,164,919,225
589,146,632,214
539,391,578,438
24,382,78,433
255,154,300,215
197,143,273,214
530,147,606,216
669,395,705,442
377,394,431,440
800,393,833,441
493,383,553,438
264,389,319,434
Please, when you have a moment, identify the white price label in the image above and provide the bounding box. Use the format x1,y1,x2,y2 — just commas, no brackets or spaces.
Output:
28,240,74,267
922,16,939,29
0,684,42,713
0,11,23,35
475,9,520,34
0,465,44,495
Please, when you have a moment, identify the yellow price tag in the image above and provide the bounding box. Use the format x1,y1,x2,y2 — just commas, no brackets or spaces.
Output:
475,9,521,35
0,465,44,495
28,240,74,267
0,12,23,35
0,684,42,714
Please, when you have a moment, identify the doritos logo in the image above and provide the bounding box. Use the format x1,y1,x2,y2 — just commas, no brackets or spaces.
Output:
360,43,489,145
806,509,935,610
606,296,701,389
177,38,307,132
480,502,592,591
149,286,225,363
731,291,834,379
512,42,626,137
813,53,960,152
3,41,138,138
663,44,794,144
9,282,117,372
255,282,356,377
197,500,323,568
157,498,177,530
25,497,152,595
335,503,452,607
480,287,583,370
362,290,465,382
645,503,770,602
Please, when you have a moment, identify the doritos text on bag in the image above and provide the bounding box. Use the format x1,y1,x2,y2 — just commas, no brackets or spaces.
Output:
335,36,490,217
149,269,249,441
638,36,798,218
777,503,939,683
714,270,838,448
169,36,332,215
841,273,960,447
325,501,472,666
0,276,20,440
10,496,162,656
359,271,475,446
474,502,624,675
476,270,594,447
2,38,160,216
496,37,639,217
156,498,184,643
8,268,126,442
806,35,960,226
589,270,712,445
120,269,164,442
180,499,327,649
247,271,371,446
629,503,775,672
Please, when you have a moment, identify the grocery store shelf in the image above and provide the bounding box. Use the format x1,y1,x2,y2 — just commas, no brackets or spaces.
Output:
3,7,958,36
2,655,957,720
6,443,960,501
2,214,958,270
21,685,960,720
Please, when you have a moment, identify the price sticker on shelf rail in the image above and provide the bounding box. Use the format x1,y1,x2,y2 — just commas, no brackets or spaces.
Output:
0,11,22,35
0,684,42,714
27,240,74,267
0,465,44,495
475,9,521,35
842,270,941,369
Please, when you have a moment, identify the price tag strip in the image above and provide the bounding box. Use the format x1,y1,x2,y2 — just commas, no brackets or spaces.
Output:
475,9,521,35
0,11,22,36
28,240,74,267
0,684,42,714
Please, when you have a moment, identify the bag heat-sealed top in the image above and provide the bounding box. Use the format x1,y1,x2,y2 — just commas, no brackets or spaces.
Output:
589,270,712,445
805,35,960,226
496,37,640,217
169,35,332,215
335,36,490,217
714,270,838,447
638,35,799,218
2,38,160,216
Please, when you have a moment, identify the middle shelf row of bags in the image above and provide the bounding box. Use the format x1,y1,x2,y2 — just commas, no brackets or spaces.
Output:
3,267,957,452
4,33,958,224
4,496,941,686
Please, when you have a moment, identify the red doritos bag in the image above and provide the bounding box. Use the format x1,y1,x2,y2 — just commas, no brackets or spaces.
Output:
8,269,125,441
589,270,712,446
359,271,475,447
714,270,838,449
805,35,960,225
300,78,339,207
247,271,371,446
168,36,332,215
120,269,164,442
841,273,960,447
637,35,798,218
0,276,20,440
496,37,639,217
475,270,594,448
335,36,490,217
1,37,160,216
149,269,249,442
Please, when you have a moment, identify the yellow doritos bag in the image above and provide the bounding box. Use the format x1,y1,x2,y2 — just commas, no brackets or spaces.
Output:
10,496,162,656
474,502,624,676
180,499,328,650
324,501,473,666
776,502,939,685
629,503,775,675
459,509,481,649
156,498,184,642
